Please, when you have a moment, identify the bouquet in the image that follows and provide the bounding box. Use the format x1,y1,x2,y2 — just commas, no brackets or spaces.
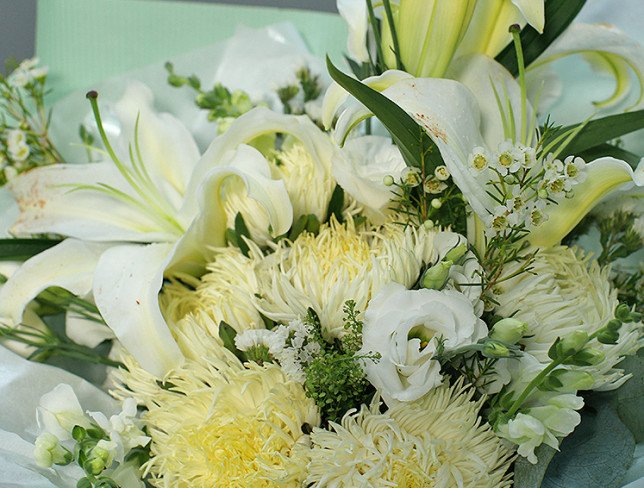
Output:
0,1,642,486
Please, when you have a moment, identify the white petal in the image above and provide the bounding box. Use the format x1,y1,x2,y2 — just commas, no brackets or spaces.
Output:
0,239,109,326
512,0,545,33
9,163,178,242
65,311,114,349
93,243,184,377
332,136,406,221
171,144,293,275
448,54,536,147
529,157,643,247
337,0,370,63
182,107,331,216
113,81,200,204
531,23,644,109
36,384,86,440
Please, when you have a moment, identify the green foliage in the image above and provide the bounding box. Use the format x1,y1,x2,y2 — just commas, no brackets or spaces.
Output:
597,211,642,266
325,185,345,224
0,237,61,261
164,62,254,124
0,58,64,185
541,398,635,488
218,321,247,363
299,303,376,424
495,0,587,76
514,445,557,488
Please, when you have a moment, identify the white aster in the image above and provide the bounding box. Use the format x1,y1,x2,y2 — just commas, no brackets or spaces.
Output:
496,246,642,390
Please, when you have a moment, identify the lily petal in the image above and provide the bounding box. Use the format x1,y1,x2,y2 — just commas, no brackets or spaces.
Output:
9,163,179,242
113,81,200,207
183,107,332,217
529,157,643,247
0,239,108,326
512,0,545,33
172,144,293,276
337,0,370,63
93,243,183,377
448,54,536,147
65,311,114,349
530,23,644,109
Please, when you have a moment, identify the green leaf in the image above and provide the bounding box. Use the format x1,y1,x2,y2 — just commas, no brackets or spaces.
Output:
577,143,641,169
218,321,247,363
496,0,587,76
234,212,251,257
514,444,557,488
0,238,61,261
326,185,345,224
542,398,635,488
326,57,439,170
558,110,644,158
617,350,644,442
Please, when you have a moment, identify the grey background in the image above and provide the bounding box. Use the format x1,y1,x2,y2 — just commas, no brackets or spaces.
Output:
0,0,337,72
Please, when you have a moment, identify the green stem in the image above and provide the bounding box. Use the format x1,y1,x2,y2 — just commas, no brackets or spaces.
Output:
382,0,404,71
365,0,385,72
510,25,528,145
506,360,560,417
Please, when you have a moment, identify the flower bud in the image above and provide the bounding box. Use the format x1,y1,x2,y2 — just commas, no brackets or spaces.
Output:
489,318,527,345
482,340,511,358
421,260,452,290
566,348,605,367
85,456,106,475
549,369,595,392
34,446,54,468
444,242,468,263
615,303,631,322
431,198,442,209
596,328,619,345
606,319,622,332
548,331,589,360
383,175,395,187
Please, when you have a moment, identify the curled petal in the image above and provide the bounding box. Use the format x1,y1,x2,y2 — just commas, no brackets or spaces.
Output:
531,23,644,109
529,157,643,247
0,239,108,326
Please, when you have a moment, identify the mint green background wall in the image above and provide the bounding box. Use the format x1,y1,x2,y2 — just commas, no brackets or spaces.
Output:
35,0,346,102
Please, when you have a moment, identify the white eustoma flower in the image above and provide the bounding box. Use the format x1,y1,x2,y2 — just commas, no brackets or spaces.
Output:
359,282,487,403
0,82,294,376
331,135,406,222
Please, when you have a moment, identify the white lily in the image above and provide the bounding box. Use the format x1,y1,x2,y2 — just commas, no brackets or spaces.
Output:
326,55,643,247
0,82,294,376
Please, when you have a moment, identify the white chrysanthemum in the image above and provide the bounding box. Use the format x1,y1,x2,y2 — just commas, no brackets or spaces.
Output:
306,381,513,487
160,246,263,334
269,141,336,222
255,217,438,337
495,246,642,390
113,314,320,488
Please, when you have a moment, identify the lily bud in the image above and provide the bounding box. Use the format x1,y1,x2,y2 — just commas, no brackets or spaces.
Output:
421,260,452,290
382,0,478,77
489,317,527,345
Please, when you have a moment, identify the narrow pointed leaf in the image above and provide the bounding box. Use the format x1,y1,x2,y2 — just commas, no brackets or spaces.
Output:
326,57,438,169
0,238,62,261
577,143,641,169
496,0,586,76
545,110,644,158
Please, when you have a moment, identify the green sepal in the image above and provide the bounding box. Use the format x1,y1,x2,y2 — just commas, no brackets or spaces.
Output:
218,321,247,363
71,425,87,442
326,185,345,223
76,478,92,488
0,238,62,261
495,0,587,76
326,56,439,170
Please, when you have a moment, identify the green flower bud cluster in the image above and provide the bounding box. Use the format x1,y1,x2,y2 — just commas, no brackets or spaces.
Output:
164,62,255,126
420,242,469,291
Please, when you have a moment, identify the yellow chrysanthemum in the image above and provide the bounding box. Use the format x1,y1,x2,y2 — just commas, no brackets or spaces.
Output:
306,380,513,487
255,217,437,337
160,246,262,333
496,245,642,390
112,315,320,488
